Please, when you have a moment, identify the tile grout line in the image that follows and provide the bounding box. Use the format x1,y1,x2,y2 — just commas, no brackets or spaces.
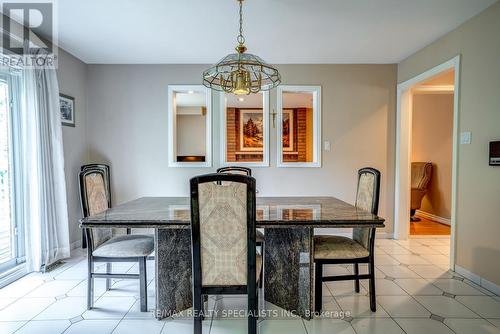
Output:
109,293,139,334
381,243,499,332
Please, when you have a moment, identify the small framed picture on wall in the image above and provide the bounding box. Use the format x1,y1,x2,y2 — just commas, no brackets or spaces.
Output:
59,94,75,127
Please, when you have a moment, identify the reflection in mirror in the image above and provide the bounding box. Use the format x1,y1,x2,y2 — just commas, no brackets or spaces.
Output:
282,92,313,162
221,92,269,166
277,86,321,167
176,92,206,162
168,85,211,167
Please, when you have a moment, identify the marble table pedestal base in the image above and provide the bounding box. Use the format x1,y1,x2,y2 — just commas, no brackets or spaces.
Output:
155,228,192,319
154,227,316,320
264,227,314,320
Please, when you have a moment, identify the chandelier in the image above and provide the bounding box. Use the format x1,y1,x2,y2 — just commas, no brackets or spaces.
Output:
202,0,281,95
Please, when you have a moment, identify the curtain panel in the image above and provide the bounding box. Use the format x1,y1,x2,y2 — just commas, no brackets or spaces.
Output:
16,53,70,271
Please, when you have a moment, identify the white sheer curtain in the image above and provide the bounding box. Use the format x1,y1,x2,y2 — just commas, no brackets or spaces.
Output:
17,58,70,272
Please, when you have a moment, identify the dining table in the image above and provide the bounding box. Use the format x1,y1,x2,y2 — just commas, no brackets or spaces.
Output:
80,196,385,320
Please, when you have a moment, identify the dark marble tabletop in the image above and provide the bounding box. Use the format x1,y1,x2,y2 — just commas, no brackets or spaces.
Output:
80,197,385,229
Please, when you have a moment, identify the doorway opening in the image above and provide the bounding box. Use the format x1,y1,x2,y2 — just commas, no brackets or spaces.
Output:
410,69,454,236
395,56,460,270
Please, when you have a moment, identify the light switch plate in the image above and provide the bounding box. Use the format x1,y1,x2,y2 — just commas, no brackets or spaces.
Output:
460,132,472,145
324,141,331,151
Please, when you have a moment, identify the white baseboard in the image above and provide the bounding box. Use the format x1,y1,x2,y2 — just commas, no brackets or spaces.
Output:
416,210,451,226
455,265,500,296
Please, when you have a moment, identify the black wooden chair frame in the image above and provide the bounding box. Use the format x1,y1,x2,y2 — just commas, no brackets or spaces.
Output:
314,167,381,313
216,166,252,176
79,164,147,311
190,173,258,334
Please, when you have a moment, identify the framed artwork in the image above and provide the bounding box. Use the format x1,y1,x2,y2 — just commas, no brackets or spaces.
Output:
59,94,75,127
239,109,264,151
282,109,294,151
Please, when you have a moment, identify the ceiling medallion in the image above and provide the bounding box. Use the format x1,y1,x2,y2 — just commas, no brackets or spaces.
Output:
202,0,281,95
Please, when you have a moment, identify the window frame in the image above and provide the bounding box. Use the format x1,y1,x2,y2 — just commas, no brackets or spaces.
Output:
0,68,25,282
219,91,270,167
276,85,322,168
167,85,212,168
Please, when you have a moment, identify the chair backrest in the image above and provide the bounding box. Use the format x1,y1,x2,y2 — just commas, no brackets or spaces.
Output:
411,162,432,190
190,173,256,287
79,164,112,250
216,166,252,176
353,167,381,249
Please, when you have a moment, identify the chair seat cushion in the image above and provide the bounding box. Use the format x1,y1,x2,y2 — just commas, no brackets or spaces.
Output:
314,235,369,260
93,234,154,258
256,230,264,243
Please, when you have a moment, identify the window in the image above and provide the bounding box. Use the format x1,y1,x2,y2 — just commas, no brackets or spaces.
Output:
168,85,212,167
276,86,321,167
220,92,269,166
0,69,24,278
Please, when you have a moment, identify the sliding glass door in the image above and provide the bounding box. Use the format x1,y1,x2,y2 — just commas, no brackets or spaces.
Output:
0,70,24,277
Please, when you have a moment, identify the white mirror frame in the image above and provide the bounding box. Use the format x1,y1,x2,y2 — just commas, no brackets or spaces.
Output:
219,91,270,167
276,85,321,168
167,85,212,167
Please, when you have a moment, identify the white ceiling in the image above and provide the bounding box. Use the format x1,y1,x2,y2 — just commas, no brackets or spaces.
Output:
54,0,497,64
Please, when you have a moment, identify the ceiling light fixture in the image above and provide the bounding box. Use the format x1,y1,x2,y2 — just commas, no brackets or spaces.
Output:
202,0,281,95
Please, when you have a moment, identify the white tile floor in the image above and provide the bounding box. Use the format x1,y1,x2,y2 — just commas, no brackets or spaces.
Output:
0,237,499,333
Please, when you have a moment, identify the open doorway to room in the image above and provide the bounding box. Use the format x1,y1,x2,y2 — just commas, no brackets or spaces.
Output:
410,69,454,236
395,56,460,270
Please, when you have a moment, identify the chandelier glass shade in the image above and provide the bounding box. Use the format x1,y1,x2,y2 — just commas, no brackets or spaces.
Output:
202,0,281,95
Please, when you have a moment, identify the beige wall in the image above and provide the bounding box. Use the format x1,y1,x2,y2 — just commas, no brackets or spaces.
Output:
398,2,500,284
86,64,397,234
56,49,89,246
412,93,454,220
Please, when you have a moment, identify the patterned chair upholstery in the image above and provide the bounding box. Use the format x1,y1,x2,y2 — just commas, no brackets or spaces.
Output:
80,165,112,248
410,162,433,222
314,235,370,259
216,166,264,244
190,173,260,334
79,164,153,312
313,167,381,313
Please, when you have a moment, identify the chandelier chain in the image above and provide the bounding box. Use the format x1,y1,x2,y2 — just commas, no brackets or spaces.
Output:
237,0,245,45
202,0,281,94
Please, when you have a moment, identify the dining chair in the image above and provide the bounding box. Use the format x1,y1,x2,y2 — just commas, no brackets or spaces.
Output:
79,164,133,247
313,167,381,312
216,166,253,176
190,173,261,334
79,164,154,311
216,166,264,244
216,166,264,287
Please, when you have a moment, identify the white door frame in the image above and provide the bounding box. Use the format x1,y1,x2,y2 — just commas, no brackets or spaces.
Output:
394,55,461,270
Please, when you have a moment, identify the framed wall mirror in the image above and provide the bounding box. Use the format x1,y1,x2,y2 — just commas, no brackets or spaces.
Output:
219,91,270,166
277,86,321,167
168,85,212,167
